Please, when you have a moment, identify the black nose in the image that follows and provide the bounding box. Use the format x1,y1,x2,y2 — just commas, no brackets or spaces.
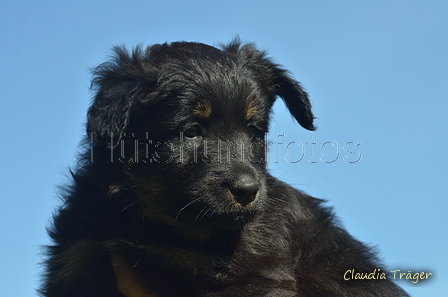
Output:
229,175,260,206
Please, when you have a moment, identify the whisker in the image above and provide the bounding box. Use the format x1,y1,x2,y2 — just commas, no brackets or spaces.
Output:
175,198,202,221
266,195,289,205
120,200,140,212
200,207,212,221
193,206,209,224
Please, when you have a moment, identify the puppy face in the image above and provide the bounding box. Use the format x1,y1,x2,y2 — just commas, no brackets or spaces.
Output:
87,41,315,229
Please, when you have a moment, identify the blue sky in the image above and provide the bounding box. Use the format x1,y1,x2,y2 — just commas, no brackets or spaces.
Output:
1,1,447,296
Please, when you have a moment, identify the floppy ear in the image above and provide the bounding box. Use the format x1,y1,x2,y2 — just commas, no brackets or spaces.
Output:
269,66,315,130
87,46,156,147
225,40,315,130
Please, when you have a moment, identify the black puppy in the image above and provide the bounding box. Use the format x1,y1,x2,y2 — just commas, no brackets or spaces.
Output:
41,40,409,296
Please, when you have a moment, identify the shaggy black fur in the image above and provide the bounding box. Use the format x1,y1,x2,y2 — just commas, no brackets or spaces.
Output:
40,40,409,296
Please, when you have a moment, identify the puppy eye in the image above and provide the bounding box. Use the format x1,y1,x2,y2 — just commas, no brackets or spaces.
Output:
184,125,201,138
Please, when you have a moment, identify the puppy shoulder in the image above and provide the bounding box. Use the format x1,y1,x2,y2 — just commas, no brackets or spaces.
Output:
265,175,330,222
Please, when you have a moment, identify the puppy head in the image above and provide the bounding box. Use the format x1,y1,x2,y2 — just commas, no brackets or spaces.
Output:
87,40,315,228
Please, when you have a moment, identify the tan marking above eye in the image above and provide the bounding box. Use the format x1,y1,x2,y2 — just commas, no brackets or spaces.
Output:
245,97,259,121
192,100,212,118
